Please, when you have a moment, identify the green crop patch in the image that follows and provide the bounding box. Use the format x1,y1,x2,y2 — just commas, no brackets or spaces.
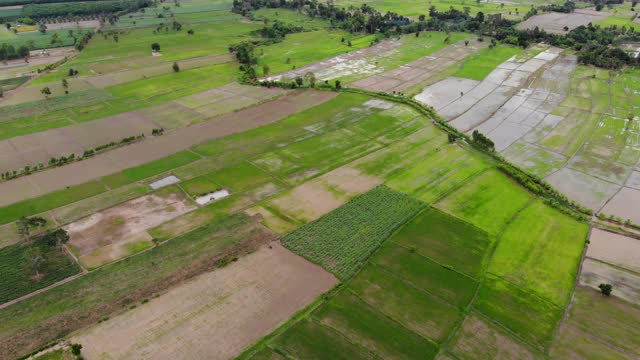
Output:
372,242,477,308
0,241,81,303
488,200,588,306
313,292,439,359
387,143,491,204
474,275,563,349
436,169,533,235
390,207,492,278
272,318,375,360
282,186,424,280
454,45,520,81
0,181,107,225
349,263,461,342
102,151,200,189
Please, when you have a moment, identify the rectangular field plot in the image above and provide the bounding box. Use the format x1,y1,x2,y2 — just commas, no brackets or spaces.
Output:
270,318,374,360
282,186,424,280
551,324,632,360
66,187,197,269
389,207,492,278
454,45,521,81
373,242,478,308
448,312,543,360
565,286,640,358
0,240,81,303
72,242,338,360
349,264,462,343
313,292,439,359
587,228,640,274
436,169,533,235
474,275,563,349
387,143,492,204
488,200,588,306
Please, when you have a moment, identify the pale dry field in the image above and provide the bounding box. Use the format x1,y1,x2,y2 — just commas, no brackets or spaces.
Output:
516,9,610,34
587,228,640,273
66,191,196,268
579,258,640,305
72,241,339,360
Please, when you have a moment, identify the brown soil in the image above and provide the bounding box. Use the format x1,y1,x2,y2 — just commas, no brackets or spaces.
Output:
66,192,195,256
587,228,640,273
72,241,338,360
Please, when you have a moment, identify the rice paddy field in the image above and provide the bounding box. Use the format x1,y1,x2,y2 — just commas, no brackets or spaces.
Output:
1,0,640,359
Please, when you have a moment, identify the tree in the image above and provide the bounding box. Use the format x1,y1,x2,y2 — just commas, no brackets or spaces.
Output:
38,23,47,34
24,246,45,278
40,87,51,98
62,78,69,94
50,32,61,46
294,76,303,86
335,80,342,90
599,283,613,296
71,344,83,356
303,71,316,87
172,61,180,72
187,29,194,35
151,42,160,52
262,64,270,76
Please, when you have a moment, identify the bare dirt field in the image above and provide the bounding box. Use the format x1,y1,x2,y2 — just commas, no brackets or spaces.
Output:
72,241,339,360
66,190,196,268
579,258,640,305
587,228,640,273
351,39,486,93
0,90,337,206
516,9,610,34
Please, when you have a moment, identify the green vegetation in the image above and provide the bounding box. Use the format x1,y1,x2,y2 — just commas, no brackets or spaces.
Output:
437,169,533,235
389,207,491,278
488,200,588,306
0,240,80,303
454,45,521,80
282,186,424,280
474,274,563,348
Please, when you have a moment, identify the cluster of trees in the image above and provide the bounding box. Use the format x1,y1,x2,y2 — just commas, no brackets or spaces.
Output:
22,0,152,18
495,23,640,68
233,0,411,34
253,20,303,39
539,0,576,13
471,130,495,151
18,215,71,278
0,43,30,60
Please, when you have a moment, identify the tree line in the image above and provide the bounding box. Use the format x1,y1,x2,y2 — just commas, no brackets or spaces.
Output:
22,0,152,18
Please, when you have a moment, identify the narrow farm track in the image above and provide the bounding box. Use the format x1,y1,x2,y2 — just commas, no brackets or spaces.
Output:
0,90,337,207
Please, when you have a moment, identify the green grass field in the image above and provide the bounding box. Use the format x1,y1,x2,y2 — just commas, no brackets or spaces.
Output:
333,0,528,19
436,169,533,235
489,200,588,306
389,207,492,278
454,45,521,80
